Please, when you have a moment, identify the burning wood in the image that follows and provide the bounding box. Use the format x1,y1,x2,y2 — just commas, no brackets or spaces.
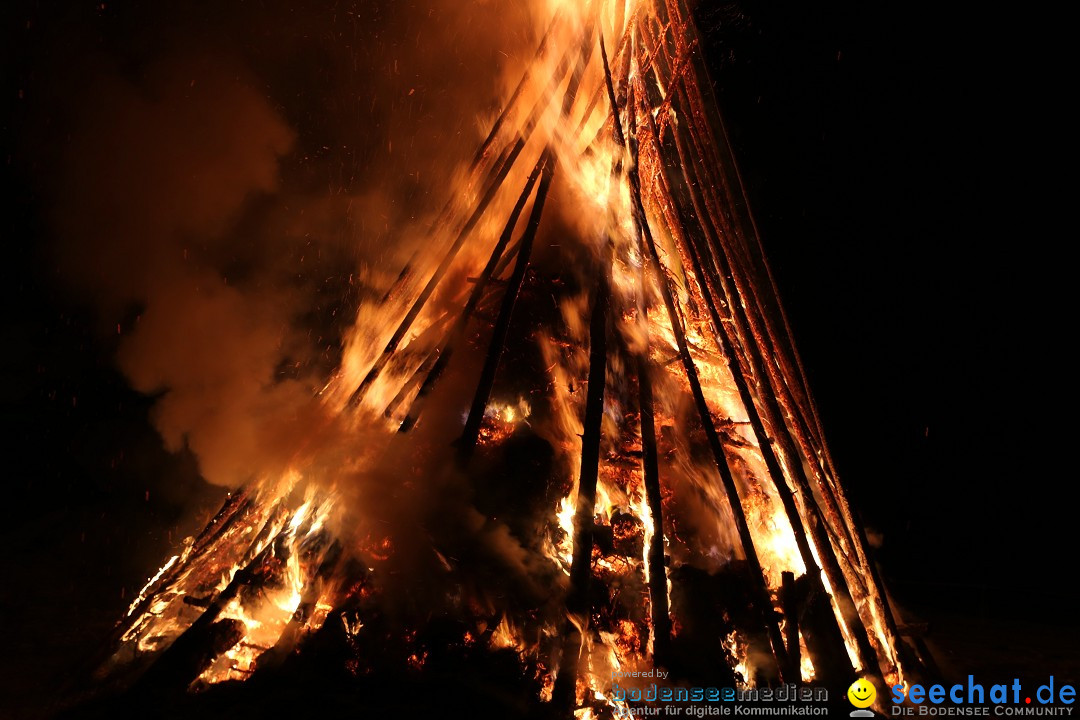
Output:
93,0,923,715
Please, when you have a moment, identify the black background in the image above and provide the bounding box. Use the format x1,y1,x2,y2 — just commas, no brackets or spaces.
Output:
697,0,1073,607
2,0,1075,716
695,0,1076,687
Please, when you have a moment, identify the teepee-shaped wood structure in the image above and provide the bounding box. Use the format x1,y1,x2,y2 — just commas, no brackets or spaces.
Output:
100,1,924,716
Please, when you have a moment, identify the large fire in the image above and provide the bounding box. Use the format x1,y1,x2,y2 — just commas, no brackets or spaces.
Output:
97,0,914,714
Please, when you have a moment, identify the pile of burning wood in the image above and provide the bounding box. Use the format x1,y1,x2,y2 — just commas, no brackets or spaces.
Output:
86,0,931,716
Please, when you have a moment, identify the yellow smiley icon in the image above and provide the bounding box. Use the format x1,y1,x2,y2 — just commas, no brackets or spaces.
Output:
848,677,877,708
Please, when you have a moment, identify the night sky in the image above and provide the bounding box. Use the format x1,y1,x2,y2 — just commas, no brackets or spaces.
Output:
2,0,1075,716
697,0,1072,600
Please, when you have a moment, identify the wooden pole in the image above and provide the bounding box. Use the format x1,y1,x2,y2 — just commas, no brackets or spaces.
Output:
348,136,528,406
621,71,670,672
637,81,880,678
637,353,671,667
457,155,555,457
782,571,800,684
635,14,892,679
348,30,581,407
459,0,596,458
604,32,788,680
550,257,610,715
398,161,544,432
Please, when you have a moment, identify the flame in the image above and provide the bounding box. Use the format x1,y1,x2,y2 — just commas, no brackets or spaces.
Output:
108,477,340,685
800,644,816,683
554,495,577,572
490,615,522,650
194,490,335,685
103,0,907,709
723,629,751,688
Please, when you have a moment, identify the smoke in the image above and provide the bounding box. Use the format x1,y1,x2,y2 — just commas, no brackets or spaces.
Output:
51,55,312,488
34,0,565,621
41,0,537,484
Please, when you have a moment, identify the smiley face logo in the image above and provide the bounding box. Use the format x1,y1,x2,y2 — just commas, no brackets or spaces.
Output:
848,677,877,709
